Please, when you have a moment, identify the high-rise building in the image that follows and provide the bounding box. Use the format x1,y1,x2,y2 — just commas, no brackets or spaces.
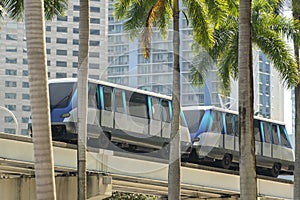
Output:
0,0,108,135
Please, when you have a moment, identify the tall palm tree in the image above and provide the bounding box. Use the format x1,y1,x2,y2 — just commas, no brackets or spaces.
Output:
77,0,90,199
238,0,256,198
1,0,67,199
292,0,300,199
113,0,232,199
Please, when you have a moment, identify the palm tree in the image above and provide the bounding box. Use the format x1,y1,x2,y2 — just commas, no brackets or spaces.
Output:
238,0,256,198
292,0,300,199
1,0,67,199
113,0,232,199
77,0,90,199
191,0,300,93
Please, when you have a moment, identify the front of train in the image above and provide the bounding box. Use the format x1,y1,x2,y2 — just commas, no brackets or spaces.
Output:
28,78,78,142
183,106,225,161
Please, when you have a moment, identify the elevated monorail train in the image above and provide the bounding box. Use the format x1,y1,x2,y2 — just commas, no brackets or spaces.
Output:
28,78,192,157
183,106,294,177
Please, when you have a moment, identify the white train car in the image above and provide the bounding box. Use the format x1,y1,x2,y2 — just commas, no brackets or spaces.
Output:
183,106,294,177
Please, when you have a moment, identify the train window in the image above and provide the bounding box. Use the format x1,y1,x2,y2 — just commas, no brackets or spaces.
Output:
151,97,161,120
103,86,112,111
114,89,124,113
279,125,290,147
49,82,76,109
262,122,271,143
225,114,234,135
211,111,221,133
271,124,279,145
254,120,261,142
161,100,171,122
127,92,148,118
184,110,204,134
88,83,98,108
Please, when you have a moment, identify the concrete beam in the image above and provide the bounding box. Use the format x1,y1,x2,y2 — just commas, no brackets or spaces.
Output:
0,174,112,200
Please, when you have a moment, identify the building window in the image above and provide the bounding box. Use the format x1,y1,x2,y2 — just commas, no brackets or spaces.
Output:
22,117,29,123
57,49,67,56
57,16,67,21
90,18,100,24
73,5,80,11
6,58,17,64
72,73,77,78
72,62,78,68
90,40,100,46
22,70,28,77
73,28,79,34
22,93,30,100
4,128,16,134
89,75,99,79
22,105,31,112
73,51,78,56
90,52,100,58
56,61,67,67
6,22,17,29
6,34,17,41
46,26,51,31
22,82,29,88
23,59,28,65
90,7,100,13
5,93,17,99
73,39,79,45
56,72,67,78
90,29,100,35
5,69,17,75
89,63,100,69
45,37,51,43
5,81,17,87
6,46,17,52
56,38,67,44
73,16,80,22
5,116,14,123
47,60,51,66
57,27,68,33
5,105,16,111
47,49,51,54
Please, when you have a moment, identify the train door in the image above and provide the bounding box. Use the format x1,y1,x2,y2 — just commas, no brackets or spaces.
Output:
254,119,262,156
113,89,128,131
86,83,101,138
99,86,113,130
209,111,223,149
224,113,235,151
271,124,280,159
261,121,272,158
149,97,162,137
161,100,171,139
125,91,149,135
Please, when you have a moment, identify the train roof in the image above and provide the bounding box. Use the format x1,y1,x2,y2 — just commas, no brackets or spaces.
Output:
48,78,172,101
182,106,286,125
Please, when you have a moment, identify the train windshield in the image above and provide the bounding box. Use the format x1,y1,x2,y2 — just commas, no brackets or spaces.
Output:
49,82,76,109
183,110,205,134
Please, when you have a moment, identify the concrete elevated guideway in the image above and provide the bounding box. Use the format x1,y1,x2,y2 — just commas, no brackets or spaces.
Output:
0,132,294,199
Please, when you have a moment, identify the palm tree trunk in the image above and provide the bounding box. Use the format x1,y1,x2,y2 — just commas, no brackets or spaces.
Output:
238,0,257,199
168,0,181,199
77,0,90,199
24,0,56,199
293,5,300,199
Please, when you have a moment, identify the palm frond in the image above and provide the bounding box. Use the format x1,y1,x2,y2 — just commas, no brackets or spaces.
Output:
114,0,140,20
183,0,214,49
2,0,23,21
253,28,300,87
44,0,68,20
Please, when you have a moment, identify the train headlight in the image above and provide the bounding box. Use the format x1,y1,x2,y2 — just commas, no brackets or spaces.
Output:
192,137,200,142
60,113,71,118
